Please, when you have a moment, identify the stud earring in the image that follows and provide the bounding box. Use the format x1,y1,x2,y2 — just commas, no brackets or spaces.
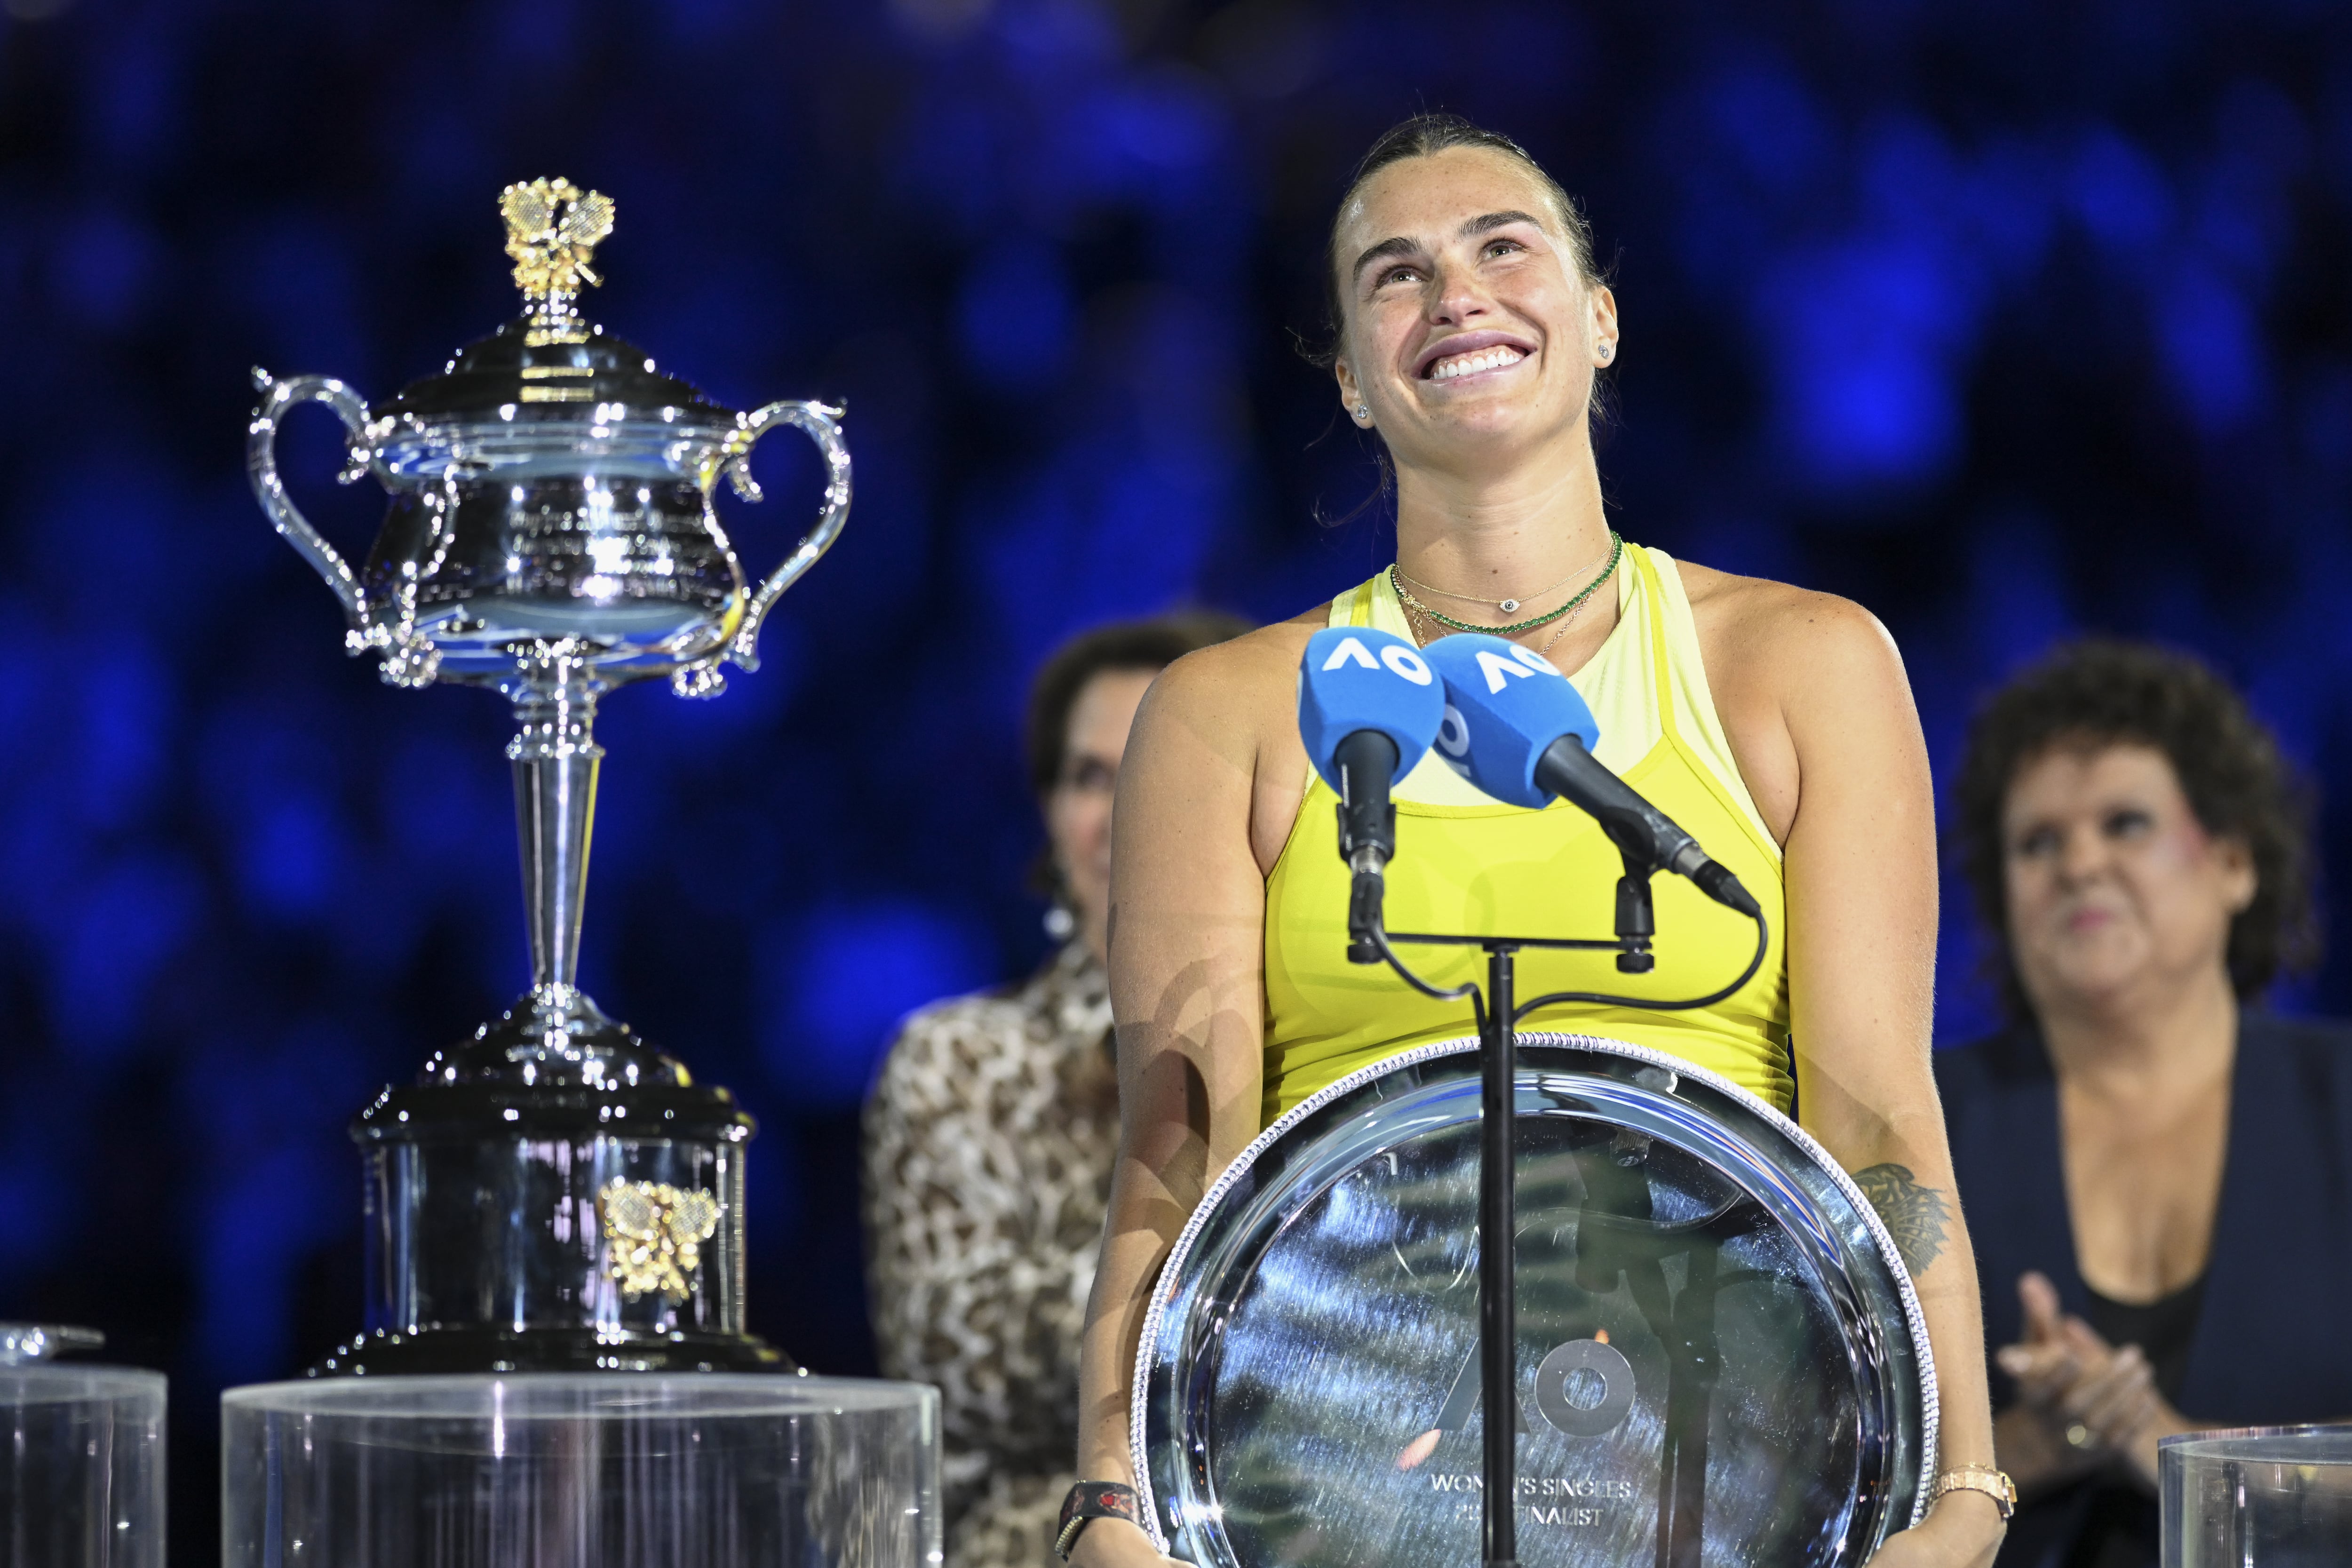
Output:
1354,402,1371,422
1597,343,1614,362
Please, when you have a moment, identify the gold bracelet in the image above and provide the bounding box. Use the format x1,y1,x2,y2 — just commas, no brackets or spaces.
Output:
1931,1465,2017,1521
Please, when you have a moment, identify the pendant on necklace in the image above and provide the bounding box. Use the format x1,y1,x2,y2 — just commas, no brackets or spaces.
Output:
1498,598,1519,613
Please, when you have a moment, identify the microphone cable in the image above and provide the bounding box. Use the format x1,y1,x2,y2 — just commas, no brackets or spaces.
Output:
1505,913,1770,1027
1359,906,1771,1026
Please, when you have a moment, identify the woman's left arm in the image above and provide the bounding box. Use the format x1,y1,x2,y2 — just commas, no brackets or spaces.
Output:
1761,594,2004,1567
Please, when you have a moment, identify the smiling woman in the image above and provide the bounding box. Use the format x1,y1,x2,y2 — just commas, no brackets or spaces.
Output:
1065,114,2007,1568
1938,640,2352,1568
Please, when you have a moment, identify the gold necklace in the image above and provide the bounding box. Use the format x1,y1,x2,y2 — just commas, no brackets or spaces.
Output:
1537,553,1618,656
1400,553,1619,659
1390,532,1622,637
1395,533,1613,617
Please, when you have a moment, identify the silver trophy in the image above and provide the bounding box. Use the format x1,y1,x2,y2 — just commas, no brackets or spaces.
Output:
246,177,848,1373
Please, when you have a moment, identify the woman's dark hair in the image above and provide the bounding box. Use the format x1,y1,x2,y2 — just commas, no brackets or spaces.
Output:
1024,610,1252,799
1955,638,2318,1010
1304,112,1602,372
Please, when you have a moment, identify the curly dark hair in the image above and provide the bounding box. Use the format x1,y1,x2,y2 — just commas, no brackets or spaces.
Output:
1954,638,2318,1012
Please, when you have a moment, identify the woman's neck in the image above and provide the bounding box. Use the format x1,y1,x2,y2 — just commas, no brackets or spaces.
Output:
2036,962,2239,1104
1390,427,1611,597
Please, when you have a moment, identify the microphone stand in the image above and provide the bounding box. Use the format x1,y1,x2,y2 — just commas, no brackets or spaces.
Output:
1359,857,1768,1568
1476,939,1520,1568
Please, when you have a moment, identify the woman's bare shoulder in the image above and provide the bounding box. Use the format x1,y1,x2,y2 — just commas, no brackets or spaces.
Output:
1145,605,1326,713
1672,558,1917,841
1673,558,1906,692
1128,604,1327,768
1126,603,1329,874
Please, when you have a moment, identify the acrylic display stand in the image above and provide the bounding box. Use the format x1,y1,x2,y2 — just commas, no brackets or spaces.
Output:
223,1373,939,1568
0,1327,165,1568
2162,1425,2352,1566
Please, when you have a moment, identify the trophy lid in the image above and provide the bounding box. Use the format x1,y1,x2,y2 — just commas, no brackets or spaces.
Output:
374,177,736,427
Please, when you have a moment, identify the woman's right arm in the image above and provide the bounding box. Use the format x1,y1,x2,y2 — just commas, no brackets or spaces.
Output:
1070,645,1282,1566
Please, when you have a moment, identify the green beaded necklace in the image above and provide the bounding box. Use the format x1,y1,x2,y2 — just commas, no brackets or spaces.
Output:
1389,531,1622,637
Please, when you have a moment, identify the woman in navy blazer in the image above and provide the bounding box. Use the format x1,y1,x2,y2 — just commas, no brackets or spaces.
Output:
1934,640,2352,1568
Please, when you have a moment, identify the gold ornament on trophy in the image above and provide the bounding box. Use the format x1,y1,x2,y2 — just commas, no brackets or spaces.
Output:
500,176,617,343
600,1179,724,1305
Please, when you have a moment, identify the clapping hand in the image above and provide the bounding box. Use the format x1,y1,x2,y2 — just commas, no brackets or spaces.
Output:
1995,1271,2186,1492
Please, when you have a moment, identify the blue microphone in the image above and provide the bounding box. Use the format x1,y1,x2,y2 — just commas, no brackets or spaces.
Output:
1423,634,1759,920
1297,627,1445,960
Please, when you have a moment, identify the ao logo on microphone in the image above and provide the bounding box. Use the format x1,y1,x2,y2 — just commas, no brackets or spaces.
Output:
1436,704,1473,765
1320,634,1435,685
1467,642,1561,693
1433,645,1553,777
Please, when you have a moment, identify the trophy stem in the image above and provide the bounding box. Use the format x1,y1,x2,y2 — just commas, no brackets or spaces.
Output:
508,664,604,997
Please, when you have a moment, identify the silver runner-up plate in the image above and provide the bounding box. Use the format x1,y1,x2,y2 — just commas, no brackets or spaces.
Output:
1133,1034,1935,1567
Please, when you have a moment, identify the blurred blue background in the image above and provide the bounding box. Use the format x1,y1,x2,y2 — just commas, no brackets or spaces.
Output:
3,0,2350,1552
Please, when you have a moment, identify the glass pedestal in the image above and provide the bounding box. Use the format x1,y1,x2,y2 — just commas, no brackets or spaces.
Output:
0,1327,165,1568
223,1373,938,1568
2162,1426,2352,1566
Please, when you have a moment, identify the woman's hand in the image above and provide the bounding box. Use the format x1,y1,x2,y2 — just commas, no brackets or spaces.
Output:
1065,1517,1181,1568
1995,1271,2189,1491
1865,1493,2007,1568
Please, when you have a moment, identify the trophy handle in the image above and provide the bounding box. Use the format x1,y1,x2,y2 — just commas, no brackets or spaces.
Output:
677,399,850,696
247,368,374,626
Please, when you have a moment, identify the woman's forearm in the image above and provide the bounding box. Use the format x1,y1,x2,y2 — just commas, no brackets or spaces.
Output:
1815,1108,2000,1473
1075,1154,1197,1478
1811,1112,2004,1564
1074,1015,1264,1479
1910,1208,2001,1474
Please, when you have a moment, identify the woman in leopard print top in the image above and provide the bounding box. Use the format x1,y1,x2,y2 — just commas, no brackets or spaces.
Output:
864,612,1245,1568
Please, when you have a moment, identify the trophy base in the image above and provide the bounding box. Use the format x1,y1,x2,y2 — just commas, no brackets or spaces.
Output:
345,1064,780,1377
309,1324,793,1377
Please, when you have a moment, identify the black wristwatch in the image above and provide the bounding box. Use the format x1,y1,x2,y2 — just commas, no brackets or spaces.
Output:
1055,1480,1141,1560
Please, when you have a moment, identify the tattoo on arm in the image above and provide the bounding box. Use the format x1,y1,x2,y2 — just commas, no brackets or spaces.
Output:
1853,1163,1951,1277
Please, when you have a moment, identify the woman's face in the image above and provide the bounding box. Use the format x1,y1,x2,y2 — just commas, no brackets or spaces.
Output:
1330,146,1616,474
1046,667,1159,965
2002,742,2256,1021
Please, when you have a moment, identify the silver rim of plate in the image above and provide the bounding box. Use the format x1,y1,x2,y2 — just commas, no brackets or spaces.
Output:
1130,1031,1937,1565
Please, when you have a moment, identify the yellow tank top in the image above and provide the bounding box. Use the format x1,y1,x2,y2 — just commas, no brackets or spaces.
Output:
1261,543,1792,1124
